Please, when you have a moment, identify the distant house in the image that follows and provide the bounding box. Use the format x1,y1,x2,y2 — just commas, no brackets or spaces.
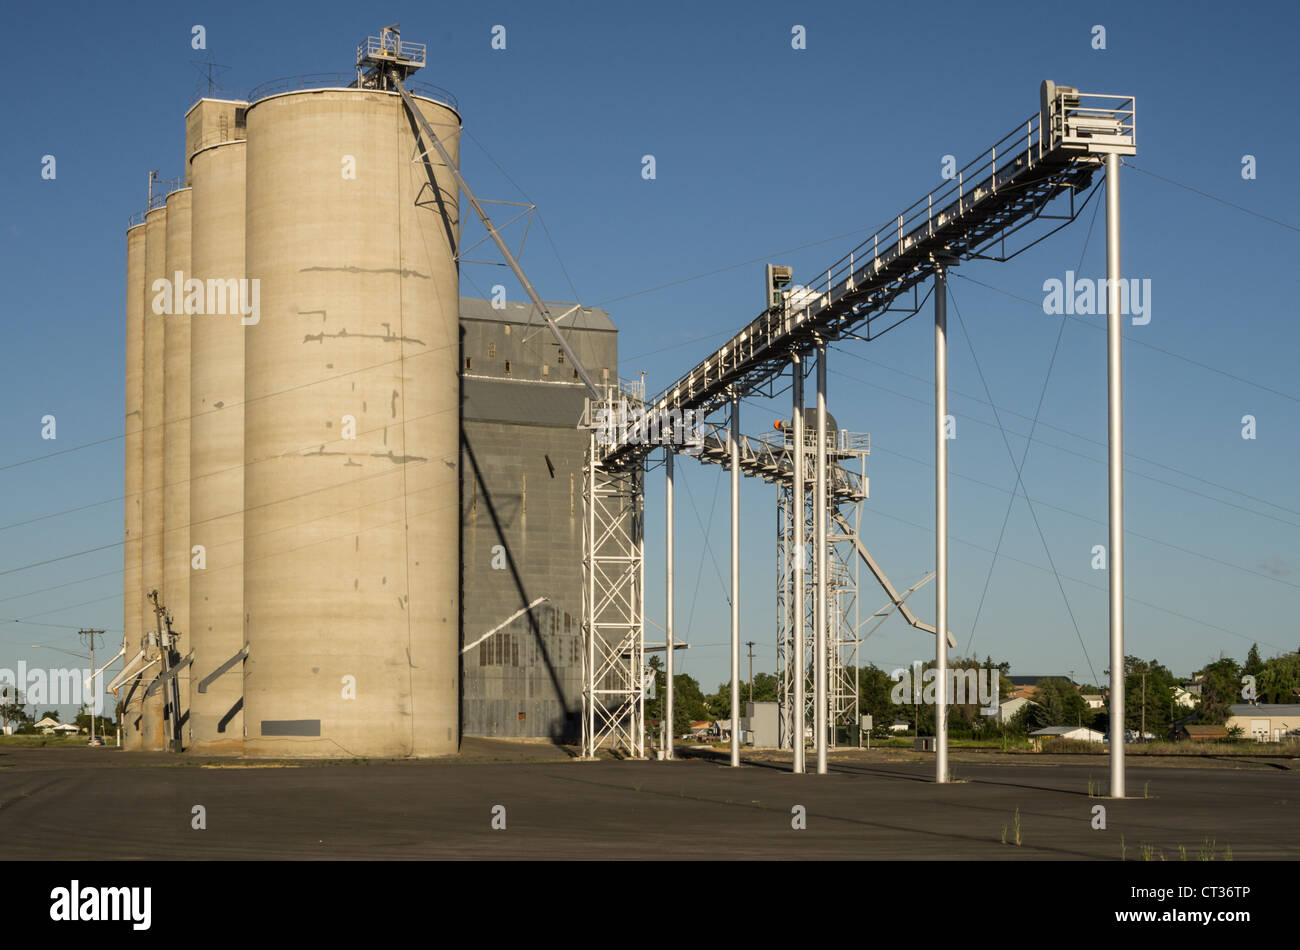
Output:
1007,675,1076,702
1081,694,1105,710
1226,704,1300,742
687,721,711,739
998,697,1032,724
1029,725,1105,744
33,716,61,735
890,718,910,733
1179,724,1228,741
1171,685,1197,709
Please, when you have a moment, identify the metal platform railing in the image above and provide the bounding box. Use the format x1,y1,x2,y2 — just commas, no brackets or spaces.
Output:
127,176,185,226
690,422,869,503
357,35,426,67
245,72,458,111
597,87,1134,471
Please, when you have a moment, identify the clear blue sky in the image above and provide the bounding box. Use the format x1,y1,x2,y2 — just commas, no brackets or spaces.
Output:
1,0,1297,717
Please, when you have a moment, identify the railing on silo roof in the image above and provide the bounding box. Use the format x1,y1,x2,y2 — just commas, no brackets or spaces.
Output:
245,73,457,112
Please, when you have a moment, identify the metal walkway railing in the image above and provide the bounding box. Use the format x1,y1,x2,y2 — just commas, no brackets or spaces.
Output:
599,88,1134,471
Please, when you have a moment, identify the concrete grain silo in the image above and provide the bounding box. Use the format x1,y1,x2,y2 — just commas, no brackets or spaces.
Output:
187,100,248,752
240,84,462,756
124,29,610,757
162,186,192,746
122,223,146,750
139,204,168,751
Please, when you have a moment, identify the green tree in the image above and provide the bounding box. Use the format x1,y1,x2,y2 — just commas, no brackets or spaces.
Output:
1196,657,1242,724
707,682,732,720
1244,643,1264,678
0,686,32,731
750,672,779,703
644,656,710,738
1012,701,1045,733
859,664,903,736
1258,653,1300,704
1121,657,1176,738
1034,678,1066,726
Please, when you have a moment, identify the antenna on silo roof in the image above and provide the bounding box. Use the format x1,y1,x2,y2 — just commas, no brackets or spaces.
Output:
190,54,231,98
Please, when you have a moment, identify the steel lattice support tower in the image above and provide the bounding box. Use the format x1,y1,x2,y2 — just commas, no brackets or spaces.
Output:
776,480,864,749
581,428,646,759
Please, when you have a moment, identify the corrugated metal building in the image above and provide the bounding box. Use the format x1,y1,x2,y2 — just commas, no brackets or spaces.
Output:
459,298,617,741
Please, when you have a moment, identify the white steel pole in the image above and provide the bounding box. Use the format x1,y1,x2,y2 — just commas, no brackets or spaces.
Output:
1106,152,1126,799
815,344,828,775
792,356,806,774
665,450,675,760
729,395,741,767
934,265,949,784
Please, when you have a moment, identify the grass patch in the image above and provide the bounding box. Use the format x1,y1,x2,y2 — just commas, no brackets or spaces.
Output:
1039,737,1300,756
0,735,90,747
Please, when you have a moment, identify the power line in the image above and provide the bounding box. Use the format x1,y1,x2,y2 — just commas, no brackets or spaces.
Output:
0,401,458,581
678,461,730,624
828,361,1300,536
1,484,466,643
462,127,585,308
951,272,1300,406
1121,160,1300,234
623,327,737,363
967,184,1103,653
857,505,1289,655
830,348,1300,522
947,282,1100,688
678,462,724,655
591,226,877,308
867,436,1300,593
0,569,120,606
0,337,458,475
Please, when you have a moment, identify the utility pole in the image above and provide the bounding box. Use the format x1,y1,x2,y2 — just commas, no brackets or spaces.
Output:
746,641,755,702
1141,670,1146,742
78,629,104,742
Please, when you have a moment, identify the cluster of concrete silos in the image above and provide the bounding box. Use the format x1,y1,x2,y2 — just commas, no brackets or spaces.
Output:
122,83,464,756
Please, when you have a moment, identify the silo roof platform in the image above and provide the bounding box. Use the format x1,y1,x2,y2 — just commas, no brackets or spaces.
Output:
356,27,425,81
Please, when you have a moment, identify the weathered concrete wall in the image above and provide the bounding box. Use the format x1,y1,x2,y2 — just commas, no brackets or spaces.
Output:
241,89,461,757
121,224,146,749
139,205,168,750
188,133,248,753
162,187,192,748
